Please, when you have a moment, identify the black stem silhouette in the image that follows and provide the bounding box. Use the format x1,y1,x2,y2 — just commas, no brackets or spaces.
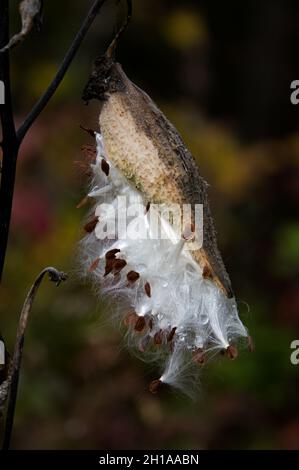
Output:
0,0,108,282
1,268,67,450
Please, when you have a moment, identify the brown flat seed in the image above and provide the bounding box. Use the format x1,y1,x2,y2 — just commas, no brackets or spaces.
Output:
149,379,163,394
104,259,114,276
134,316,146,332
167,327,177,342
88,258,100,272
154,330,164,345
144,282,151,297
124,310,139,326
105,248,120,260
101,159,110,176
226,345,238,360
127,271,140,283
76,195,91,209
113,259,127,273
145,201,151,213
84,216,98,233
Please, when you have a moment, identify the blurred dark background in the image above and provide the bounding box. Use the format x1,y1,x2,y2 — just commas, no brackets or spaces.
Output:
0,0,299,449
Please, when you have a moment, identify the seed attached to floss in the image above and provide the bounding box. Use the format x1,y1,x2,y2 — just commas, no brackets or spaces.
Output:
149,379,163,394
144,282,151,298
226,345,238,360
154,329,164,346
88,258,100,272
127,270,140,283
84,216,98,233
104,261,113,277
145,201,151,213
76,195,91,209
79,3,251,397
124,310,139,327
167,327,177,343
105,248,120,260
112,258,127,274
104,256,126,277
101,158,110,176
134,316,146,333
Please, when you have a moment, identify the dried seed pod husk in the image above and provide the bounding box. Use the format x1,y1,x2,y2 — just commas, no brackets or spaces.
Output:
80,52,251,396
82,55,233,299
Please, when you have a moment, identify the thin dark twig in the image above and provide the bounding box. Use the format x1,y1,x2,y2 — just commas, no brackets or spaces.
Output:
0,0,19,282
106,0,132,58
0,0,108,282
16,0,108,143
0,0,132,449
1,268,67,450
0,0,16,141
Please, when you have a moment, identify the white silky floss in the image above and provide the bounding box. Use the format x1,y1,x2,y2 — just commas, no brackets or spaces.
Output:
81,132,249,396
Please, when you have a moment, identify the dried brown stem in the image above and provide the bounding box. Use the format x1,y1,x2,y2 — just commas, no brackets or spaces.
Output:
1,267,67,450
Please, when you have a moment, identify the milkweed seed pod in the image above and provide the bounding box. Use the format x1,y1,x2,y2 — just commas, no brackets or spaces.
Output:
80,54,250,397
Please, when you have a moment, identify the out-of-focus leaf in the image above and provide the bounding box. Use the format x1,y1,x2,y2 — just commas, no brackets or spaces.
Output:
274,223,299,275
163,9,208,50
